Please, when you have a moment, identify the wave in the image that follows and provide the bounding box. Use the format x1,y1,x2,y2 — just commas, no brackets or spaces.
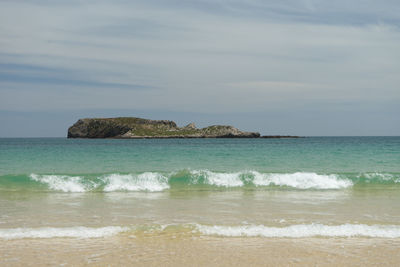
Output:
183,170,352,189
194,223,400,238
101,173,169,192
30,174,91,192
0,171,398,192
2,223,400,239
0,226,128,239
251,172,352,189
28,173,169,192
190,170,245,187
358,172,400,183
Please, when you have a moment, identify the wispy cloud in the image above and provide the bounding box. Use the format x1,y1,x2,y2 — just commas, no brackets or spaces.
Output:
0,0,399,135
0,63,152,90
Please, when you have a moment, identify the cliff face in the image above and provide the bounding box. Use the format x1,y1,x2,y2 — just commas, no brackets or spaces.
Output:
67,117,260,138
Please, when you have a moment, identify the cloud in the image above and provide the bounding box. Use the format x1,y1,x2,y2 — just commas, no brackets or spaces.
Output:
0,0,399,135
0,63,152,90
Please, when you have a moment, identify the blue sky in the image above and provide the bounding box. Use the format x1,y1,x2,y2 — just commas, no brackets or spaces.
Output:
0,0,399,136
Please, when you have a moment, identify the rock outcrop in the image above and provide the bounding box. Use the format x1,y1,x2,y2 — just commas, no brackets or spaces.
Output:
67,117,260,138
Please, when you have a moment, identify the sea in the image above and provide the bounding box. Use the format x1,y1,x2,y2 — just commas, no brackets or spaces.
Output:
1,137,400,265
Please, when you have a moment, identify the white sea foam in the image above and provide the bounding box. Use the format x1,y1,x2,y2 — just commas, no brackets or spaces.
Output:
251,172,352,189
29,174,90,192
191,170,244,187
29,171,354,192
0,226,129,239
189,170,352,189
195,223,400,238
102,173,169,192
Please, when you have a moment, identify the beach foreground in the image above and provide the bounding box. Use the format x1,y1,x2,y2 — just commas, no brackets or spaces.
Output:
2,235,400,266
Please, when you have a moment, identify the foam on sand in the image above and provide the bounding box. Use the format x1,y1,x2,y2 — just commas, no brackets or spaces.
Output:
0,226,129,239
195,223,400,238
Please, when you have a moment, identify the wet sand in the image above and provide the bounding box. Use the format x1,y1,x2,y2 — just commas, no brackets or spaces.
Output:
1,235,400,266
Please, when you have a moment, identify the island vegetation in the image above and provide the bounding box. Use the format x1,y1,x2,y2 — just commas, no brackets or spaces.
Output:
67,117,300,139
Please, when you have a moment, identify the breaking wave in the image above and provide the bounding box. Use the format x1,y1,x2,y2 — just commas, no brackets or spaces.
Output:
0,171,398,192
183,170,352,189
28,173,169,192
252,172,351,189
191,170,245,187
101,173,169,192
30,174,91,192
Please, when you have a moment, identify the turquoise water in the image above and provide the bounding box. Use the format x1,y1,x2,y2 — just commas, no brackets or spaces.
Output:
0,137,400,239
0,137,399,191
1,137,399,173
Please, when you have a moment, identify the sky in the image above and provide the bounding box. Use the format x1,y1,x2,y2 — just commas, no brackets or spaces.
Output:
0,0,399,137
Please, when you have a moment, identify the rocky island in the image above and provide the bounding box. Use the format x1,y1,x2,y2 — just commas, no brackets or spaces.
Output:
67,117,261,138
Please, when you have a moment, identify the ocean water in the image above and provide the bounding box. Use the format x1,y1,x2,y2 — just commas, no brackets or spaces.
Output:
0,137,400,240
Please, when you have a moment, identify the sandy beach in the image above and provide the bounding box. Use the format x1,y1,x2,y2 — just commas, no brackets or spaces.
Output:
2,234,400,266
